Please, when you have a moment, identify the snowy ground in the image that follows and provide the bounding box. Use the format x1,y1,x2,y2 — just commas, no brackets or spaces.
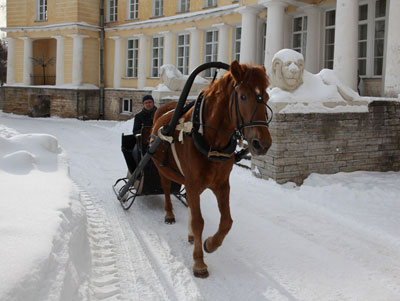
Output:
1,110,400,301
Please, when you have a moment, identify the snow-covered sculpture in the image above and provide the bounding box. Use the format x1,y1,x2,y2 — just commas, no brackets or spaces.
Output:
270,49,304,91
159,64,209,92
269,49,366,113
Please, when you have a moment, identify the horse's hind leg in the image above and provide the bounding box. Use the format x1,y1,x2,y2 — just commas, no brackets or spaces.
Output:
204,181,233,254
160,175,175,224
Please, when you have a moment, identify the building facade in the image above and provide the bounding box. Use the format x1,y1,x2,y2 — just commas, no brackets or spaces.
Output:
2,0,400,119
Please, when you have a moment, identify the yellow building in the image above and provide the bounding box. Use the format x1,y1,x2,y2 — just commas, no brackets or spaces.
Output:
2,0,399,119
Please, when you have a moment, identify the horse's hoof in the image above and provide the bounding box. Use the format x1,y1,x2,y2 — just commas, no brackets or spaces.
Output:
164,217,176,224
188,235,194,244
193,268,209,278
203,238,211,253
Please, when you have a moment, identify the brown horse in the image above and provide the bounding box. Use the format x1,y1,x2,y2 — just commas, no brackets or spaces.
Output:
151,60,272,278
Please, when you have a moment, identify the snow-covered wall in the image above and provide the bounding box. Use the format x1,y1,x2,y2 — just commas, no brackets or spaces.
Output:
253,100,400,185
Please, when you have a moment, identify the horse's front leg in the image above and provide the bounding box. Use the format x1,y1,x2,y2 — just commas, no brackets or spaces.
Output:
204,181,233,253
187,188,208,278
160,175,175,224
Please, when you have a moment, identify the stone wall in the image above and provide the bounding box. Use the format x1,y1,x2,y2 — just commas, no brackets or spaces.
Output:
0,87,5,110
253,101,400,185
2,87,100,119
103,89,150,121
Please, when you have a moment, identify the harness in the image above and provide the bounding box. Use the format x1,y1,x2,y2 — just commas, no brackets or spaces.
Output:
156,80,273,177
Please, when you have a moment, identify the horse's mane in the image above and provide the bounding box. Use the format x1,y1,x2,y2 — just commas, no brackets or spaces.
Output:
203,64,269,101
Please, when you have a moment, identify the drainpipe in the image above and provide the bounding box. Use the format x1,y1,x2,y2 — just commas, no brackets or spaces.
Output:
99,0,105,119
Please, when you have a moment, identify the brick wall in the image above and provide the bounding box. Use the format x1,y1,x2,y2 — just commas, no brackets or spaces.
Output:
0,87,5,109
253,101,400,185
103,89,151,121
2,86,99,119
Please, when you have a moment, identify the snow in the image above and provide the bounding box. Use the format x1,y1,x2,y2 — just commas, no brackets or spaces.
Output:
1,110,400,300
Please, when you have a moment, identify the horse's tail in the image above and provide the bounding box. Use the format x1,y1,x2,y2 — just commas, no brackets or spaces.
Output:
154,101,178,123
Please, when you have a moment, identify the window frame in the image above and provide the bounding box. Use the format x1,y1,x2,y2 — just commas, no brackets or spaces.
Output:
152,0,164,17
178,0,190,13
292,15,308,58
126,38,139,78
121,98,132,114
176,33,190,75
151,36,164,78
127,0,139,20
36,0,47,21
204,0,217,8
107,0,118,23
233,25,241,62
204,29,219,78
323,8,336,69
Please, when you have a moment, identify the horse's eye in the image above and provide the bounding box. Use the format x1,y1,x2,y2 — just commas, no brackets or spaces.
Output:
240,94,247,101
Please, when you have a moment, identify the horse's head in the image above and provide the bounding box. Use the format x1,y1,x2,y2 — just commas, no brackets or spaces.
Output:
230,61,272,156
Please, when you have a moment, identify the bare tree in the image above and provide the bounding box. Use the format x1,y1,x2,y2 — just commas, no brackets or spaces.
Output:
30,55,55,85
0,39,7,85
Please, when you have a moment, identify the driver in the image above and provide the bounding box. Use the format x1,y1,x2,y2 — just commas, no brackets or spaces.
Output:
132,95,157,163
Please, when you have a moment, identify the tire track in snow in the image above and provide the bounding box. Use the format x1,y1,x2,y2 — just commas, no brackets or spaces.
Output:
77,187,122,301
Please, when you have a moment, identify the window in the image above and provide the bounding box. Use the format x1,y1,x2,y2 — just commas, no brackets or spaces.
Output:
151,36,164,77
233,26,241,62
108,0,118,22
177,33,190,75
126,39,139,78
128,0,138,20
121,98,132,114
358,4,368,76
178,0,190,13
292,16,307,57
204,0,217,8
260,21,267,65
153,0,163,17
324,9,335,69
357,0,387,77
37,0,47,21
373,0,386,76
204,29,218,77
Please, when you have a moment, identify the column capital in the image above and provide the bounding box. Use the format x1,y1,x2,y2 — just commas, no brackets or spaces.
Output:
158,30,174,36
109,36,121,40
19,37,32,41
212,23,231,29
302,5,321,14
259,0,289,8
68,34,89,39
134,33,147,39
51,35,66,40
236,6,261,15
5,37,15,42
185,27,201,33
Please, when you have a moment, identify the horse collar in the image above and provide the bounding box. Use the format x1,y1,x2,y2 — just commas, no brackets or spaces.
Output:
191,92,237,162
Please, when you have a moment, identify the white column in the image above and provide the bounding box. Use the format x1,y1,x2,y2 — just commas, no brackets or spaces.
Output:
5,37,16,85
259,0,288,73
110,36,122,88
238,6,259,64
304,6,320,74
333,0,358,90
20,37,33,85
161,31,174,66
213,23,230,64
137,34,147,89
69,34,88,86
51,36,65,86
382,0,400,97
186,27,201,74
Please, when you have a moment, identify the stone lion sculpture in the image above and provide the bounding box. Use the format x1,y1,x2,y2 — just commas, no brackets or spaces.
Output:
269,49,362,104
270,49,304,91
160,64,209,92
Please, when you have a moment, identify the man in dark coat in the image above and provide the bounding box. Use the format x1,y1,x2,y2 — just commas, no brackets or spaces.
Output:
132,94,157,163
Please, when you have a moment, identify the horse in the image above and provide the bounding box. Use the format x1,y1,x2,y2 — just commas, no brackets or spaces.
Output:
151,60,272,278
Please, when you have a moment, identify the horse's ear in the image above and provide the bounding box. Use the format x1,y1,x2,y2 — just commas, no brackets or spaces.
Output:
230,60,243,83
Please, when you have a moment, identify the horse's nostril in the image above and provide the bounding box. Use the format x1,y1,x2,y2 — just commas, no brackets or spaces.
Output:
252,139,261,150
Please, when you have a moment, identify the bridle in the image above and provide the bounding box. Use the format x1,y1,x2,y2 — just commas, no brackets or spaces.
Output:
230,81,273,140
